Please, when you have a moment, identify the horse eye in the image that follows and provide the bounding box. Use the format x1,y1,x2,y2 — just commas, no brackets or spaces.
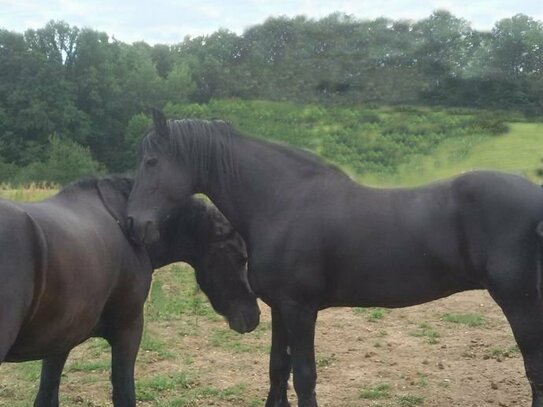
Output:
146,157,158,166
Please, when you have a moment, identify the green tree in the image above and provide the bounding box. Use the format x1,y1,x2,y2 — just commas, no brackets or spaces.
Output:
16,135,104,185
123,113,151,166
413,10,475,81
163,61,197,103
489,14,543,80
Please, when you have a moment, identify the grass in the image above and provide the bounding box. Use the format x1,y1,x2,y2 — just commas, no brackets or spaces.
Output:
359,383,391,400
360,122,543,186
410,322,441,344
136,372,195,402
486,345,521,360
353,307,391,322
316,353,336,368
146,265,220,322
441,313,485,327
66,359,110,373
0,182,57,201
397,394,425,406
137,373,247,406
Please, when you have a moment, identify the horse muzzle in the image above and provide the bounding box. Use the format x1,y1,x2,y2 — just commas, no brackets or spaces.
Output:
126,216,161,245
227,304,261,334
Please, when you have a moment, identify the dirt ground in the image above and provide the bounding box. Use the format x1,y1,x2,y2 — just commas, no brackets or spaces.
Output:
188,291,530,407
0,283,531,407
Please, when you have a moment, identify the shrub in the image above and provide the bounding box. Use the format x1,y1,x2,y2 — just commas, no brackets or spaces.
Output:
15,135,104,185
0,158,19,183
470,112,509,135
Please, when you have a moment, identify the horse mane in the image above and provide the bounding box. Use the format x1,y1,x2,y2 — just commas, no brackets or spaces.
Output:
141,119,239,191
59,176,134,199
262,139,350,178
141,118,349,185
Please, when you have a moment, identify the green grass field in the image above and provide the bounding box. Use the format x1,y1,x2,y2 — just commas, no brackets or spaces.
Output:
359,122,543,186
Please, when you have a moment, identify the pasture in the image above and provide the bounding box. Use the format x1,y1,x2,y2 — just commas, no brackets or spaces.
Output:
2,115,543,406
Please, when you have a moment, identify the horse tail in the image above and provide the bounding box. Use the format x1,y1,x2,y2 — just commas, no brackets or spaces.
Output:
21,212,48,328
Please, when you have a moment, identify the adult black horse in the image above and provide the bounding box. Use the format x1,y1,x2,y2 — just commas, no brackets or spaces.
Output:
127,110,543,407
0,176,260,407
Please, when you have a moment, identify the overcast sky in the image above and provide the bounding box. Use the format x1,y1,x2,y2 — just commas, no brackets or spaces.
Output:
1,0,542,45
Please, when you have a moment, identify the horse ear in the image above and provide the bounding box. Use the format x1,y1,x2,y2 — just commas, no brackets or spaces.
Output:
210,207,235,239
151,108,168,138
97,179,128,234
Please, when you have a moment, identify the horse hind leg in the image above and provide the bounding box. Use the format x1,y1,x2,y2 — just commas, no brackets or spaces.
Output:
0,276,35,363
492,297,543,407
491,293,543,407
0,305,26,363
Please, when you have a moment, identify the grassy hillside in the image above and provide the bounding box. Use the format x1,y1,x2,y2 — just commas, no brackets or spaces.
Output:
360,122,543,186
2,101,543,192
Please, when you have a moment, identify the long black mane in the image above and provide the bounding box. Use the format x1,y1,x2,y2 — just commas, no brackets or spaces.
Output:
141,119,239,189
59,176,134,200
141,119,349,187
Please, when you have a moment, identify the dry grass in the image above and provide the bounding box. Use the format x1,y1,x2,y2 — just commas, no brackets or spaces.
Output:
0,183,57,202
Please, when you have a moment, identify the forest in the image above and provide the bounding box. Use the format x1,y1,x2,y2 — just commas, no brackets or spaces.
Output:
0,10,542,183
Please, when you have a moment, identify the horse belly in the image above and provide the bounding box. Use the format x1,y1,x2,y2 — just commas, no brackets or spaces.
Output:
324,236,478,309
6,298,106,361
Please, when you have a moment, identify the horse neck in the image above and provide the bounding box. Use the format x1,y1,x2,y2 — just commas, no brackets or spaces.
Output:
199,134,331,240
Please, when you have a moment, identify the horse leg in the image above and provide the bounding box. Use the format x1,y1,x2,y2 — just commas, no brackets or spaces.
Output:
107,313,143,407
33,351,70,407
0,290,29,363
280,303,318,407
265,307,292,407
492,296,543,407
0,315,19,363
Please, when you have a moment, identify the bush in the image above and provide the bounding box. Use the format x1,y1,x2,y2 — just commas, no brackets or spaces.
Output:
470,113,510,135
0,158,19,183
123,113,152,165
15,135,104,185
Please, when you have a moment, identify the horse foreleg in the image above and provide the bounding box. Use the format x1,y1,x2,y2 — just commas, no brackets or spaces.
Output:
33,351,70,407
265,307,292,407
281,303,318,407
494,297,543,407
107,313,143,407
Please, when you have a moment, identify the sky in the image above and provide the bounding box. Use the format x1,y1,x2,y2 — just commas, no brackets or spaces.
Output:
0,0,542,45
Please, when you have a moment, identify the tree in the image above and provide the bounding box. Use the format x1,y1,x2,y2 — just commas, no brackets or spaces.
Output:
163,61,197,103
122,113,151,167
16,135,104,185
412,10,475,81
489,14,543,80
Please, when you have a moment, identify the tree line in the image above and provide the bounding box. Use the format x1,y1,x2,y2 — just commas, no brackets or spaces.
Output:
0,11,542,182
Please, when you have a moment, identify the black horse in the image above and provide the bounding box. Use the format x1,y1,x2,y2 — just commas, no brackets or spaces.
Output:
0,176,260,407
127,110,543,407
